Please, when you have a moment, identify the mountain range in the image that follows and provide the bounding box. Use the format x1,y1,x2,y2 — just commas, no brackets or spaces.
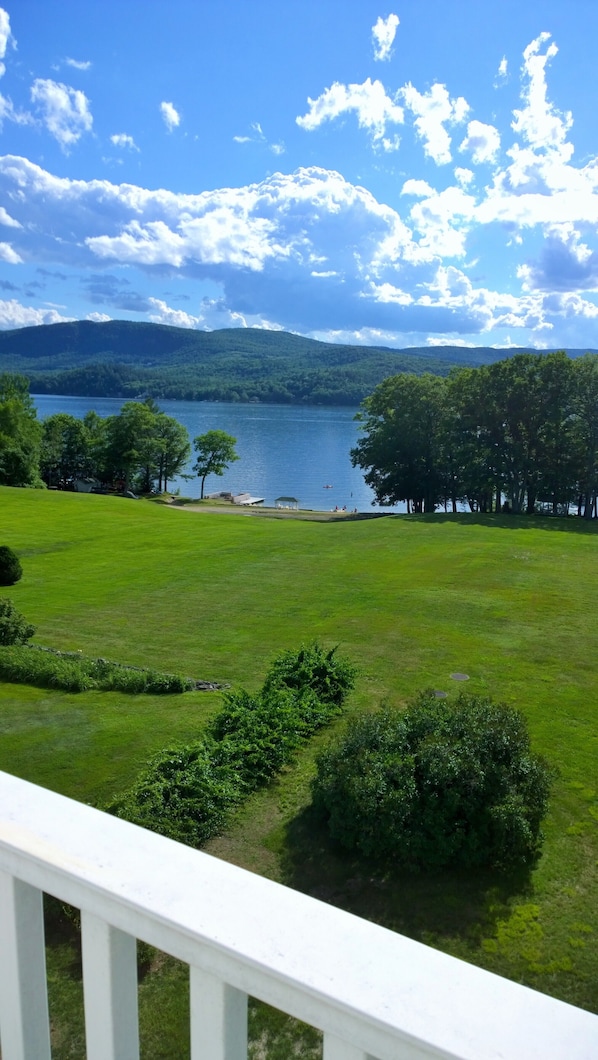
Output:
0,321,593,405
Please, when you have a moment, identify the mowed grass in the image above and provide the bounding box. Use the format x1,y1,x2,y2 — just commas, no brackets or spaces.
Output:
1,485,597,1041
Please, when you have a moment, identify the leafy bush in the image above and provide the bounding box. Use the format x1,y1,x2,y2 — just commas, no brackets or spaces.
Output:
0,646,93,692
112,643,357,847
108,741,240,846
0,645,193,695
210,685,321,790
0,546,22,586
312,691,553,872
263,641,357,707
0,598,35,645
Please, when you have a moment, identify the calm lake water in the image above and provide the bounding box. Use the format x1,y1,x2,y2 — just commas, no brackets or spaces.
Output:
32,395,404,513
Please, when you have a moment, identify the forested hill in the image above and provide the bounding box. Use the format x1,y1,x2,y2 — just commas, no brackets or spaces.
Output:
0,319,593,405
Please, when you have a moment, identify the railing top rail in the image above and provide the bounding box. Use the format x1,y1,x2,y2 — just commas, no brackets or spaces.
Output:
0,770,596,1060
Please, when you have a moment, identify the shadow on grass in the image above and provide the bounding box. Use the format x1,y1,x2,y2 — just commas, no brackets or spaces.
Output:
282,804,534,947
386,512,598,535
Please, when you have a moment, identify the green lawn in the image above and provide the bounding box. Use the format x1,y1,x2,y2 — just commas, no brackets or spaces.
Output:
0,487,596,1052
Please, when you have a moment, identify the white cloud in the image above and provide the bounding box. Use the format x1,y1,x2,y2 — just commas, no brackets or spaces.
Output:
400,82,469,164
148,297,205,329
110,133,139,151
86,311,111,322
160,101,180,131
0,240,21,262
0,298,74,330
0,6,14,79
0,205,20,227
459,120,501,164
495,56,508,85
372,14,399,62
401,178,435,198
30,79,93,149
233,121,284,155
511,33,572,152
297,78,404,150
518,224,598,293
454,167,474,186
64,58,91,71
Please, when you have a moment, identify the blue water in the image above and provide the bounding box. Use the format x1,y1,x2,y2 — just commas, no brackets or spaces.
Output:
32,395,404,512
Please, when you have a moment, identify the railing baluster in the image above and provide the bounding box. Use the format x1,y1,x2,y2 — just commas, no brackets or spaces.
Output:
323,1034,375,1060
0,870,51,1060
81,909,139,1060
190,966,248,1059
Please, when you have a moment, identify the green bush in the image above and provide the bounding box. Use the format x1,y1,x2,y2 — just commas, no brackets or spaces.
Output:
0,546,23,586
108,741,240,846
0,598,36,645
0,645,193,695
112,643,357,847
0,646,93,692
210,686,319,790
263,641,357,707
312,691,553,872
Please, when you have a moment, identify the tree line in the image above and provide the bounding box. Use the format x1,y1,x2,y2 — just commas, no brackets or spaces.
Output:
0,373,238,496
351,352,598,518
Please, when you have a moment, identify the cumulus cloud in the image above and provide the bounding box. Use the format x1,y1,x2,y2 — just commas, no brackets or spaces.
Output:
297,77,404,150
0,298,74,330
110,133,139,151
160,101,180,131
459,120,501,164
372,14,399,62
518,225,598,292
86,311,111,322
30,79,93,149
148,297,205,329
512,33,572,151
400,82,469,164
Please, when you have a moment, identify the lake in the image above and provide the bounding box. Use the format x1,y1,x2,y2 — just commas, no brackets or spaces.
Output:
32,395,404,512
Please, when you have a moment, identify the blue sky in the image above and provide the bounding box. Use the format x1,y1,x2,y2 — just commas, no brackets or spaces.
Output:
1,0,598,350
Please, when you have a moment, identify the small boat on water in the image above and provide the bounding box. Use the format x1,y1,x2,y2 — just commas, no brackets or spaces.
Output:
323,484,333,489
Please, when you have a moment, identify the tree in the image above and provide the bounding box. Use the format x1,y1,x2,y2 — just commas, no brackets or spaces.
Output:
0,374,42,488
40,413,94,487
312,691,552,872
0,598,35,645
351,374,447,512
103,400,190,493
193,430,239,498
154,413,191,492
0,545,22,586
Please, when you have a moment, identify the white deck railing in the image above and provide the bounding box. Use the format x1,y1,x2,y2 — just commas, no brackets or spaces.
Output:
0,770,596,1059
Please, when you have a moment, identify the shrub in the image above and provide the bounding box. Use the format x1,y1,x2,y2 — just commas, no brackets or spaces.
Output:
0,645,194,695
108,741,240,846
0,546,23,586
0,645,93,691
263,641,357,707
111,642,357,847
312,690,553,872
210,685,318,790
0,598,35,645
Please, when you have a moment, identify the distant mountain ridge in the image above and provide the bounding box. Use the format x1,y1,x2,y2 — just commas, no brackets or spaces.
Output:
0,320,593,405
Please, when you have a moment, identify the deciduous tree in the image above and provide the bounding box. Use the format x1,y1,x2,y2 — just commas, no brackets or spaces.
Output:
193,430,239,498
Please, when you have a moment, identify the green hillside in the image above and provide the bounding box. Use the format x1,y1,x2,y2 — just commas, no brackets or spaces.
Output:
1,319,592,404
